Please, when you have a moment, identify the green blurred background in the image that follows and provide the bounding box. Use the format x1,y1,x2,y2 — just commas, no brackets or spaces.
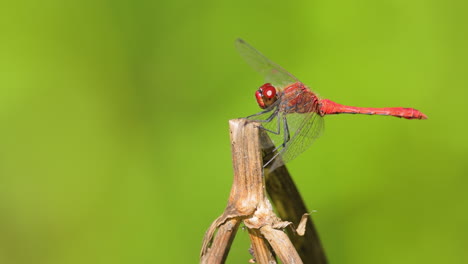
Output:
0,0,467,263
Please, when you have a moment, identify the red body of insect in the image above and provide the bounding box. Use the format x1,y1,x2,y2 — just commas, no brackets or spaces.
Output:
256,82,427,119
237,38,427,169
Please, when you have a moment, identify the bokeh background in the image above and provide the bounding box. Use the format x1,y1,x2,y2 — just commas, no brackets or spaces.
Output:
1,0,467,263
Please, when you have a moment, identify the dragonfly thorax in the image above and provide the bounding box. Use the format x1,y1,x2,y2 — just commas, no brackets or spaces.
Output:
255,83,279,109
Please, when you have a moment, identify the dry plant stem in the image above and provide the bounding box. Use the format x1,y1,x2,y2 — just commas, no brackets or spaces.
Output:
248,229,276,263
201,119,324,264
260,132,327,264
226,119,264,214
201,218,240,264
201,119,277,263
261,225,303,264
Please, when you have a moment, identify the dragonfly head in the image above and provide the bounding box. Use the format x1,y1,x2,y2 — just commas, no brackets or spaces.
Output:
255,83,278,109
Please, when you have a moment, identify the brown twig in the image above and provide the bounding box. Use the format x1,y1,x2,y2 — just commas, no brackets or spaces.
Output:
201,119,327,264
260,225,302,263
201,119,266,263
201,218,241,264
248,228,276,263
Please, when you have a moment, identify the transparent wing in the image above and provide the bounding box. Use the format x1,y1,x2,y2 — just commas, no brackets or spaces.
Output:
235,38,299,88
238,39,324,170
269,111,324,171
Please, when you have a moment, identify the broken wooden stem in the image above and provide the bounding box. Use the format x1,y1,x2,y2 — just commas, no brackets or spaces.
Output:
201,119,326,264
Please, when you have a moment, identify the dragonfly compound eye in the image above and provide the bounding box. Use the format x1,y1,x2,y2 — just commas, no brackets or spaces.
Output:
255,89,266,109
255,83,278,109
260,83,277,99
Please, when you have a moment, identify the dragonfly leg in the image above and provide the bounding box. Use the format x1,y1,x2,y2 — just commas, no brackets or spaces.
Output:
283,115,291,143
246,107,275,119
256,111,281,135
263,117,291,168
247,108,278,123
272,116,290,152
249,112,277,124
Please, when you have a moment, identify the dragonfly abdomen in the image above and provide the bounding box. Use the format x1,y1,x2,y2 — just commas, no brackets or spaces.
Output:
319,99,427,119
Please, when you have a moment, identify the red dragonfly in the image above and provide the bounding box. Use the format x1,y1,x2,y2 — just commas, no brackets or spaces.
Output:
235,38,427,170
